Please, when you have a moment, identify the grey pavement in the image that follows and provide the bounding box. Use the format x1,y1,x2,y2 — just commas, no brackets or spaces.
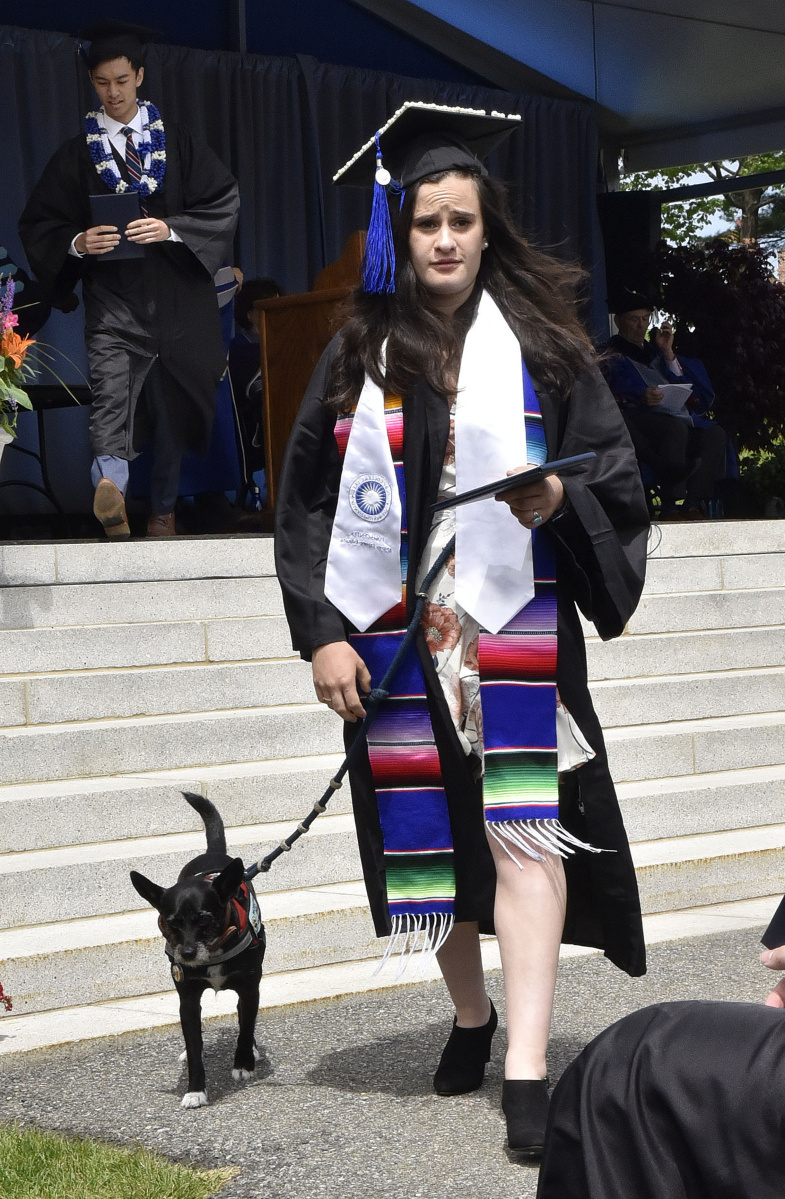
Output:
0,927,773,1199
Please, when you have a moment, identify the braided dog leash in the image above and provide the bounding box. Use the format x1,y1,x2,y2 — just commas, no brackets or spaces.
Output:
244,534,456,881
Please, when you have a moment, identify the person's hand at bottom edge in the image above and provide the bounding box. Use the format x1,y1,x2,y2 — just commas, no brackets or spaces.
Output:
760,946,785,1007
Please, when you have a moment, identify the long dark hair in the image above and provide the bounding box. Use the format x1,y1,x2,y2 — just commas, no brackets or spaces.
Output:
327,169,595,410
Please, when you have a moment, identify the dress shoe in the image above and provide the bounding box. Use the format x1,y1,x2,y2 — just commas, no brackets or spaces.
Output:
93,478,130,539
146,512,177,537
433,1000,498,1095
502,1078,550,1155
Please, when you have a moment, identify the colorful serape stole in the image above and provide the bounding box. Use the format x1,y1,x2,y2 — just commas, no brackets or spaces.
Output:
336,397,456,969
480,362,597,861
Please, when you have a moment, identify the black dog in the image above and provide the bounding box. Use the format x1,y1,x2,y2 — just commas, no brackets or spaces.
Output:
130,792,266,1108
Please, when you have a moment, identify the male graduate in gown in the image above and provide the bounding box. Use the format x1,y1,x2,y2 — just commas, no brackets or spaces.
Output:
19,21,240,537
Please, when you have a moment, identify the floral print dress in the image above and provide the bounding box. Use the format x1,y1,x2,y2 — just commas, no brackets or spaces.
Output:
416,405,594,773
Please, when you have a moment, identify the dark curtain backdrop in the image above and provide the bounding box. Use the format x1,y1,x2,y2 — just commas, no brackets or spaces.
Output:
1,24,607,336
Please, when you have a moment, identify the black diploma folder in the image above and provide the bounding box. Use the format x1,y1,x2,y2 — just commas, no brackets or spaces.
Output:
431,452,596,512
89,193,144,260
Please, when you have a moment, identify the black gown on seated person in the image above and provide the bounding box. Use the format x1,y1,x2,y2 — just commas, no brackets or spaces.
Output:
537,999,785,1199
275,335,651,978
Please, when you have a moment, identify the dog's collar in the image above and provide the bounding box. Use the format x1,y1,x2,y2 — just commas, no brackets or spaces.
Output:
159,874,263,970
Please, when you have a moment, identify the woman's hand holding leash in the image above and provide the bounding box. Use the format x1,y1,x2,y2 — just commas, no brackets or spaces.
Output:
312,642,372,722
498,465,565,529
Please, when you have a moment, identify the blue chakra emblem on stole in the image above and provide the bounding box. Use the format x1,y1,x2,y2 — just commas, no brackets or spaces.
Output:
349,474,393,523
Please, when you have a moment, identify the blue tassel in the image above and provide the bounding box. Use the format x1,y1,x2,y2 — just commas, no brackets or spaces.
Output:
362,134,397,294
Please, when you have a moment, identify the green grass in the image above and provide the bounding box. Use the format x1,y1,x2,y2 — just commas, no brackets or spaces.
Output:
0,1124,235,1199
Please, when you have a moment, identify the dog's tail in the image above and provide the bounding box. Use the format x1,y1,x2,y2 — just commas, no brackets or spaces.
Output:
182,792,227,856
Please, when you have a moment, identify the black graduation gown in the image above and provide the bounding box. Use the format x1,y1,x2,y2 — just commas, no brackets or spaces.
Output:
274,337,650,977
18,123,239,456
537,1000,785,1199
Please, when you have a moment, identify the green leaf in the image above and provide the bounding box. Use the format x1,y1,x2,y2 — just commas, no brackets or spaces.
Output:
8,384,32,409
0,377,32,408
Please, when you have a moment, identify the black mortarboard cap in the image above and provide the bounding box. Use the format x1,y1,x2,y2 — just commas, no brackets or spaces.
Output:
333,101,521,189
610,288,658,315
334,102,521,294
78,20,160,70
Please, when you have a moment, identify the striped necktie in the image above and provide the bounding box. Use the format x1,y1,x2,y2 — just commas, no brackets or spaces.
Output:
121,127,148,217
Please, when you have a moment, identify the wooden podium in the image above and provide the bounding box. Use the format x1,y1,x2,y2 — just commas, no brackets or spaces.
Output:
256,232,365,512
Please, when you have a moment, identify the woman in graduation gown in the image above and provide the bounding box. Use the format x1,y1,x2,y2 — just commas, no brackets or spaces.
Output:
275,103,650,1152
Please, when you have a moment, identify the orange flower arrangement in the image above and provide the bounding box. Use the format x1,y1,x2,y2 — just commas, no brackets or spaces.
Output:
0,278,34,437
1,327,35,369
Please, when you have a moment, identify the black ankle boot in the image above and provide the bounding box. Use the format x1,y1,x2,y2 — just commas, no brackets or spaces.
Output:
433,1001,498,1095
502,1078,550,1154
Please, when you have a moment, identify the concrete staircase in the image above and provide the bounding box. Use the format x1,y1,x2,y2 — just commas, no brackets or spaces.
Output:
0,522,783,1050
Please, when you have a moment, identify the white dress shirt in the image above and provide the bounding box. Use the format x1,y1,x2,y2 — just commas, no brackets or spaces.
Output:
69,105,181,256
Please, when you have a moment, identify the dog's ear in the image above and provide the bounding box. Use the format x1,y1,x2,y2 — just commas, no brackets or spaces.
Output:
210,858,245,904
130,869,166,910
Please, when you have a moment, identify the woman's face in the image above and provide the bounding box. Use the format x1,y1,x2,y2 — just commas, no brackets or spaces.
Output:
408,173,485,311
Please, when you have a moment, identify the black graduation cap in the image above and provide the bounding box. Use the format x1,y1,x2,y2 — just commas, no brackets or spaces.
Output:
333,101,522,189
610,289,658,315
78,20,160,70
333,102,521,294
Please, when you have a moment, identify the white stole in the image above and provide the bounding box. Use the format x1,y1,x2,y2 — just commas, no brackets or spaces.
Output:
324,372,402,631
325,290,534,634
453,290,534,633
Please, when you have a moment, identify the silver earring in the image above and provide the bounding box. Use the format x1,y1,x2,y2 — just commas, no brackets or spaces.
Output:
482,241,489,250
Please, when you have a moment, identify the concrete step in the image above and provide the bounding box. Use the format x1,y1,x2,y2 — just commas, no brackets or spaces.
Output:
2,821,782,1016
0,882,376,1015
643,550,785,595
618,764,785,841
0,536,275,587
0,520,777,590
0,615,295,676
0,754,347,853
0,812,361,929
0,576,283,631
0,895,777,1057
586,625,785,680
627,587,784,635
1,650,779,732
2,755,782,860
718,552,785,591
0,701,778,790
0,702,344,786
647,519,783,558
635,823,785,914
590,665,785,728
604,711,785,783
0,573,779,640
0,605,779,683
0,658,315,728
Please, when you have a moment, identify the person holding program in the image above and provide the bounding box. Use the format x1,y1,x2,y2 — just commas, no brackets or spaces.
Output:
275,103,649,1154
602,300,728,518
19,20,239,537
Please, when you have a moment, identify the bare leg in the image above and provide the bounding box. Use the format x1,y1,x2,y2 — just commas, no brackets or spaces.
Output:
436,921,491,1027
489,833,566,1080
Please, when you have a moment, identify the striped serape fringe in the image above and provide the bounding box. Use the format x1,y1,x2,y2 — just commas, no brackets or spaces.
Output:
480,364,601,863
339,396,456,973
